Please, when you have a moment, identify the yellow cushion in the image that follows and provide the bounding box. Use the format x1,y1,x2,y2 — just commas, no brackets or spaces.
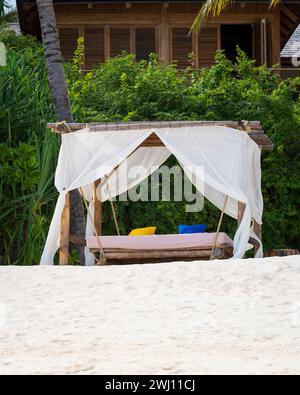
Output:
129,227,157,236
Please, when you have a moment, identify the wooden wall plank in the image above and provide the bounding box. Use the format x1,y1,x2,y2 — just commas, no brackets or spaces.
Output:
198,27,219,68
55,2,280,70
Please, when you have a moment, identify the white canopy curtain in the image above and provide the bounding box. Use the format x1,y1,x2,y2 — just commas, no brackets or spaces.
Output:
156,127,263,259
40,126,263,266
40,129,154,265
83,146,171,265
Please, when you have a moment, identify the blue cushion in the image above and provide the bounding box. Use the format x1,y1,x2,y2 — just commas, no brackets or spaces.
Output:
178,224,207,234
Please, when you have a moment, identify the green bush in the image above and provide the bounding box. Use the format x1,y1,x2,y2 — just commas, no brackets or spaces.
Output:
68,49,300,250
0,31,58,265
0,31,299,264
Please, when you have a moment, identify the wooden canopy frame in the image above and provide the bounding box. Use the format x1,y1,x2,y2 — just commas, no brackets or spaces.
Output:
48,120,271,265
48,120,273,150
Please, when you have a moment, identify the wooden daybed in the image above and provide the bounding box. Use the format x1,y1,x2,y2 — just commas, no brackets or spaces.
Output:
86,232,234,264
47,120,271,266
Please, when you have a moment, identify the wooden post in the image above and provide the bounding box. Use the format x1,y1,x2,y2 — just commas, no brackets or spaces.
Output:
94,180,102,236
237,201,246,258
59,192,70,265
253,220,262,255
160,2,170,64
272,5,281,66
104,25,110,61
193,30,199,69
130,26,136,58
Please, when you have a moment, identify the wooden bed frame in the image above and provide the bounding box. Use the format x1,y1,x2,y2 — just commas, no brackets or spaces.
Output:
90,244,234,265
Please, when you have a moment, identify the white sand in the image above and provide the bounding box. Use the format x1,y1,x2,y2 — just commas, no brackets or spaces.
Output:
0,256,300,375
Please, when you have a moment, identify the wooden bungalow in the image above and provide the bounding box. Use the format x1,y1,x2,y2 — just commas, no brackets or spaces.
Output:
17,1,300,73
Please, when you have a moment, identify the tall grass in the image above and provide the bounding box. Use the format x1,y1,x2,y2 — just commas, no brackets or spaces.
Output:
0,45,58,265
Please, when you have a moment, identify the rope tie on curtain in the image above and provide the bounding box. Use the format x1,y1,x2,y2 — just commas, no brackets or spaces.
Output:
238,120,252,133
50,121,72,134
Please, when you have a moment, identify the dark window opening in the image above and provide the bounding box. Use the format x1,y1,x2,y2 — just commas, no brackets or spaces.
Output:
110,28,130,57
85,28,105,70
136,28,156,62
59,28,79,61
221,24,253,62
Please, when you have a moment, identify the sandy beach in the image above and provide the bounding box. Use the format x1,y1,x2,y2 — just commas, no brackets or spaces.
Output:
0,255,300,375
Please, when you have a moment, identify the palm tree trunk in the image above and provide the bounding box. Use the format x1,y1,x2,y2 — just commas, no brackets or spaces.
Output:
36,0,72,121
36,0,85,265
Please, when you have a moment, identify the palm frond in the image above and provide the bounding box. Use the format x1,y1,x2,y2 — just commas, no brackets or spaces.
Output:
270,0,281,6
191,0,282,32
191,0,233,32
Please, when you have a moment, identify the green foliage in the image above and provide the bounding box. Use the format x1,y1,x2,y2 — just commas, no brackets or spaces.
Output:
67,48,300,250
68,52,193,122
0,31,58,265
0,30,44,67
0,32,299,264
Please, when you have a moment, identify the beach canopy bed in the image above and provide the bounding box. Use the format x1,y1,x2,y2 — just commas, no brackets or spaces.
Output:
40,121,273,266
